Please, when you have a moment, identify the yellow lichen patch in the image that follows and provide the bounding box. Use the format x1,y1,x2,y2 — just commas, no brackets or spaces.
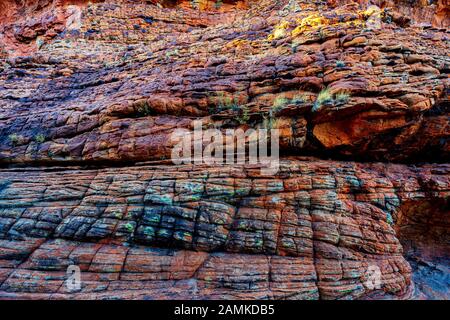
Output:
225,39,250,49
342,19,365,29
291,14,329,37
362,5,383,29
268,21,290,41
290,10,374,39
198,0,210,10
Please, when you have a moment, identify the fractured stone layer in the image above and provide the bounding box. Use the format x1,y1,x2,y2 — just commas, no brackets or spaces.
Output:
0,160,448,299
0,0,448,300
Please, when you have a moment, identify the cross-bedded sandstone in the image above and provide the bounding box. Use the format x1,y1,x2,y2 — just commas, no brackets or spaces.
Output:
0,0,448,300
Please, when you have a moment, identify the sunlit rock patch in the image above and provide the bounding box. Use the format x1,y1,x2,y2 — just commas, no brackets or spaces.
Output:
0,0,448,300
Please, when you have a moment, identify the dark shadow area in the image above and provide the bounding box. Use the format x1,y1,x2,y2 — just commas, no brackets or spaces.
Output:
395,198,450,299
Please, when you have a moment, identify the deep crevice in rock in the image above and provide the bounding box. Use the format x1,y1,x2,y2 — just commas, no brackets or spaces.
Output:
395,198,450,299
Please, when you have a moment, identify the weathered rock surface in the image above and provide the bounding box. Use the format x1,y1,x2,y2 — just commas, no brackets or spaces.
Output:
0,0,449,164
0,160,448,299
0,0,448,300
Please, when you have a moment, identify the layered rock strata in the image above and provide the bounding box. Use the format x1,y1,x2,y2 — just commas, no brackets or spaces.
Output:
0,160,448,299
0,0,448,299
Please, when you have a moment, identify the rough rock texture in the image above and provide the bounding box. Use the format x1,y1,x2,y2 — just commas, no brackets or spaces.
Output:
0,0,448,300
0,0,449,164
0,161,448,299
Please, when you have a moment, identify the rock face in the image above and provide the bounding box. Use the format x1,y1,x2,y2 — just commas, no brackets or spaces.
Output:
0,0,448,299
0,161,448,299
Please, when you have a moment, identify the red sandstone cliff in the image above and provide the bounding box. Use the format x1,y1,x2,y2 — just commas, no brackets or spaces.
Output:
0,0,448,300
